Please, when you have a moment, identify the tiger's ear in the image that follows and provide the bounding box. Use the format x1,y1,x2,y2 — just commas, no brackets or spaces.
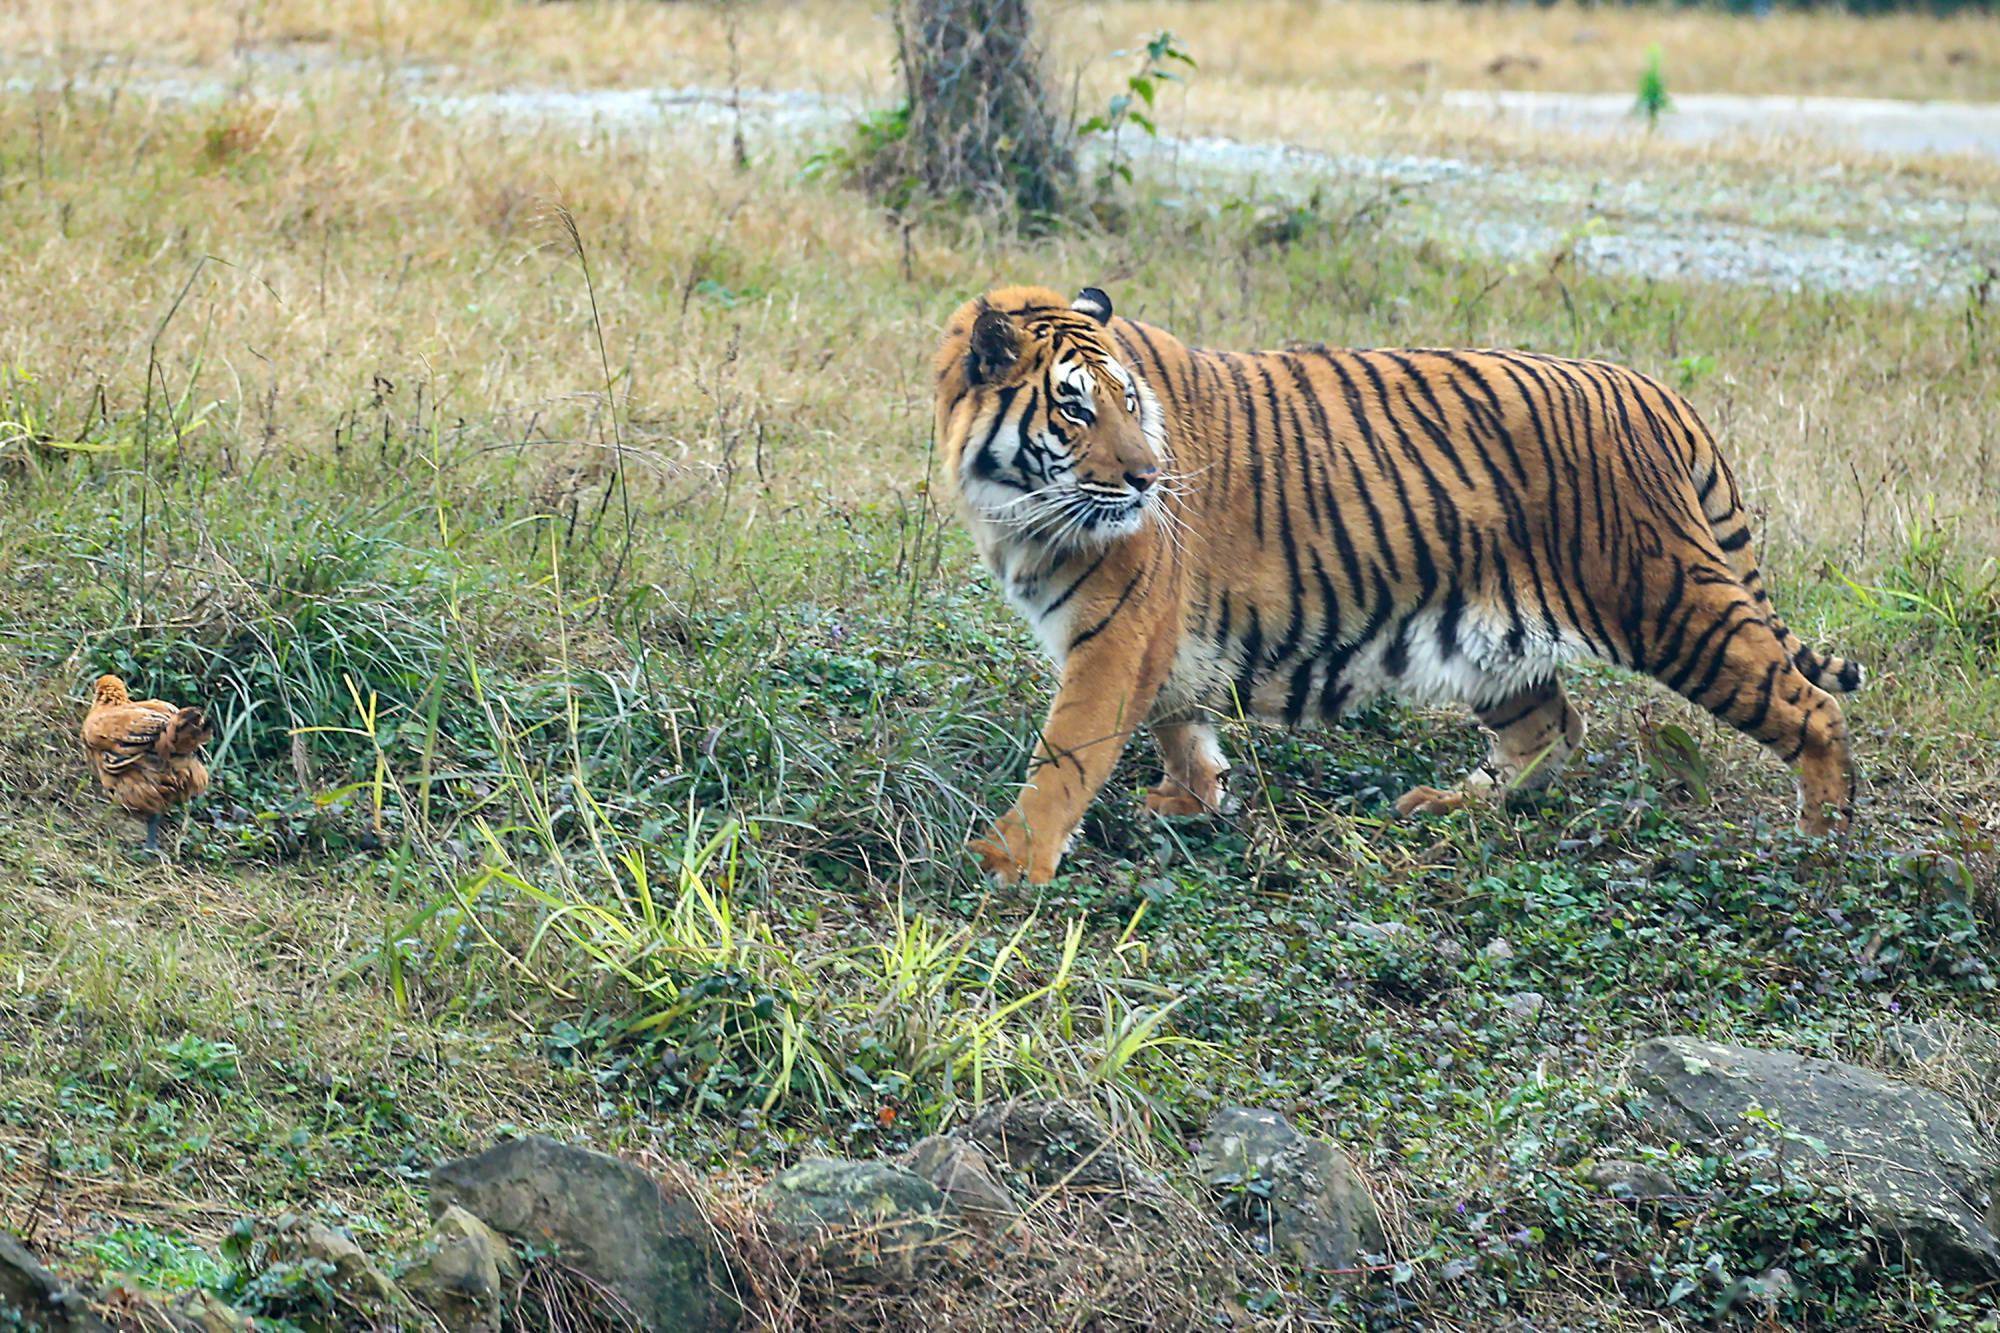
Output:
1071,287,1113,324
966,305,1020,385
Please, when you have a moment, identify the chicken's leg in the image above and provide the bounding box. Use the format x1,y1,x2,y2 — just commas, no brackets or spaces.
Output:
141,814,162,853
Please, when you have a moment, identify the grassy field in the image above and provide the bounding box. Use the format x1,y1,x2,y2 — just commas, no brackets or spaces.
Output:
2,2,1999,1329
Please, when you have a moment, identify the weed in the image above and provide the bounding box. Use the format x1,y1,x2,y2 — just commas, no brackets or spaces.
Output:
1635,45,1673,129
1077,30,1197,195
1842,506,2000,654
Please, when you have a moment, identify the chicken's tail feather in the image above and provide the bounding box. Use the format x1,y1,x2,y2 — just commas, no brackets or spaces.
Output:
157,707,211,758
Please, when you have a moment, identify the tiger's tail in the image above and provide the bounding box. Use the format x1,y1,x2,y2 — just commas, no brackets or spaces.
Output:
1690,435,1865,695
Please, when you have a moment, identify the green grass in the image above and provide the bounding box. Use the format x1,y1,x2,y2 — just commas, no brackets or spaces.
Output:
0,76,1996,1331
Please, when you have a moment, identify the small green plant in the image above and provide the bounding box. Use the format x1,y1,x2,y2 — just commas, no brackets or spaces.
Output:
1640,720,1713,805
1671,353,1717,391
150,1034,241,1091
1634,45,1672,129
801,102,913,203
1841,505,2000,652
1077,30,1197,193
82,1226,233,1295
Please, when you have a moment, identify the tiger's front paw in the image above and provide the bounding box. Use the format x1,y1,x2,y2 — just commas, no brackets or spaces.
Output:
967,832,1025,884
1394,785,1469,819
967,810,1059,885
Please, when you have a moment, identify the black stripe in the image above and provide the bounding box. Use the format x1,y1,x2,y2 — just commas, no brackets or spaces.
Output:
1067,550,1155,652
1041,550,1110,617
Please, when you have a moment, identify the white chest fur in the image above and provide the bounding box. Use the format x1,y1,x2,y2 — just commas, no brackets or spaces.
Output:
969,517,1078,668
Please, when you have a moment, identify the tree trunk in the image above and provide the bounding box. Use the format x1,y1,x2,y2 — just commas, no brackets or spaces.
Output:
879,0,1072,216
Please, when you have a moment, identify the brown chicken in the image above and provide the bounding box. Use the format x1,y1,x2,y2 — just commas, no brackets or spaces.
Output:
81,674,212,851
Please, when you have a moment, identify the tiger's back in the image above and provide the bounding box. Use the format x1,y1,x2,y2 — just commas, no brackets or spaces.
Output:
936,286,1860,885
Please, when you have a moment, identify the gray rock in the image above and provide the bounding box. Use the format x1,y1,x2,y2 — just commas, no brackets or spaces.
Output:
1631,1036,2000,1281
905,1136,1020,1228
1504,991,1546,1020
1481,937,1516,962
264,1217,407,1320
1340,919,1422,946
430,1135,742,1331
398,1205,520,1333
1195,1106,1388,1270
1586,1159,1682,1202
0,1233,108,1331
963,1099,1164,1201
1339,919,1466,966
761,1158,945,1282
160,1290,256,1332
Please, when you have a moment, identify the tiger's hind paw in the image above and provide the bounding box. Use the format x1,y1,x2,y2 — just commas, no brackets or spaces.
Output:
1394,785,1469,819
1145,789,1210,816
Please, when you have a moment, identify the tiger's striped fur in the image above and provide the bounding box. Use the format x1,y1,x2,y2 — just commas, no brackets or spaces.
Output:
936,285,1862,885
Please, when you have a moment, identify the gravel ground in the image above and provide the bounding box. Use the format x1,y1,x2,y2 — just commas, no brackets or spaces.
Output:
1439,88,2000,160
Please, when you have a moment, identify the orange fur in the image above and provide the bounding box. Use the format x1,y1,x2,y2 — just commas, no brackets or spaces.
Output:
936,285,1861,884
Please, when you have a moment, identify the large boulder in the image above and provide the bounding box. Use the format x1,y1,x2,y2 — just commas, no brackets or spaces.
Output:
430,1135,742,1331
398,1205,520,1333
1195,1106,1388,1270
1631,1037,2000,1281
760,1158,946,1282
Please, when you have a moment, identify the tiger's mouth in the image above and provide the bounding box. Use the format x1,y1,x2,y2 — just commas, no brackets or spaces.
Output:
1084,491,1152,532
976,482,1158,550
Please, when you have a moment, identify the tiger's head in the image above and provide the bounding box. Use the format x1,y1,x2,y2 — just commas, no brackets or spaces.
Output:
934,284,1168,549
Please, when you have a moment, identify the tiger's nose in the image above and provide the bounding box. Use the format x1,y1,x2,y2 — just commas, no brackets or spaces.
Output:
1125,468,1159,493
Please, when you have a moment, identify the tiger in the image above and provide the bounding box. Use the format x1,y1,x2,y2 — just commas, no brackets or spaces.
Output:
932,284,1864,886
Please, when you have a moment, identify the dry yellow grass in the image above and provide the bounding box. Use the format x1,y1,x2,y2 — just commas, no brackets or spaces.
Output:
9,0,2000,103
1,80,1993,559
8,0,1997,212
1076,0,2000,102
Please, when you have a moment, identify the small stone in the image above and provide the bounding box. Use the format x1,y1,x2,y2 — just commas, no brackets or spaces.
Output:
1482,938,1515,962
1340,919,1465,964
398,1205,519,1333
905,1136,1019,1228
1196,1106,1387,1271
1586,1159,1681,1201
266,1217,406,1318
963,1099,1160,1197
761,1158,945,1282
1340,918,1419,945
164,1290,256,1332
1504,991,1546,1020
